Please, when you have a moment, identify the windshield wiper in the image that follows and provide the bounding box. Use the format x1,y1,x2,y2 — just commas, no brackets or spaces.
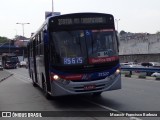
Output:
91,33,94,54
78,36,83,55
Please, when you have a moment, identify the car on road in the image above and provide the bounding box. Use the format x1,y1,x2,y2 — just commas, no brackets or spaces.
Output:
120,62,140,68
151,72,160,77
0,61,3,70
140,62,160,76
19,61,27,68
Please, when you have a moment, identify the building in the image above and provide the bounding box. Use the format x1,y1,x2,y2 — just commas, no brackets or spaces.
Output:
119,33,160,62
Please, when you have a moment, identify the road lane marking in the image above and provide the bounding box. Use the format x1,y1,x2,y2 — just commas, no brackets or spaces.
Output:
83,99,142,120
9,72,32,84
8,71,32,82
13,76,31,84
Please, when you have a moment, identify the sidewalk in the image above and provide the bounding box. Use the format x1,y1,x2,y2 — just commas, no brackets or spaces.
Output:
0,70,13,83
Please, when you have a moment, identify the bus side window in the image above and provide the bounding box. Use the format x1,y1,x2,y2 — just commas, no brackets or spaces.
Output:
43,30,48,44
116,34,119,52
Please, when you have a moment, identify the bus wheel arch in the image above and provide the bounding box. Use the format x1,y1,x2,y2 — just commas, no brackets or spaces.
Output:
42,74,52,100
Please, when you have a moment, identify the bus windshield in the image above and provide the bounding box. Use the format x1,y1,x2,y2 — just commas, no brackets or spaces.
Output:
50,29,118,66
5,56,19,63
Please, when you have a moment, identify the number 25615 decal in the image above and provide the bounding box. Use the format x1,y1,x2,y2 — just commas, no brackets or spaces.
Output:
98,72,109,77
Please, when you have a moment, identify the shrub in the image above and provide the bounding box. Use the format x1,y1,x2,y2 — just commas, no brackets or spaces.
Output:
138,74,146,79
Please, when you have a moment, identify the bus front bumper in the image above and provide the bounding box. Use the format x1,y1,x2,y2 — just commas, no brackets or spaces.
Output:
50,74,121,97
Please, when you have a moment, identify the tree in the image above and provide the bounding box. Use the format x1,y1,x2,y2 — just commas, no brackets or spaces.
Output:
0,36,9,43
119,30,126,36
156,31,160,34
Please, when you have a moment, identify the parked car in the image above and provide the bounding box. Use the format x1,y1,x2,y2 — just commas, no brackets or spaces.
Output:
0,64,3,70
141,62,160,67
141,62,160,76
151,72,160,77
120,62,139,68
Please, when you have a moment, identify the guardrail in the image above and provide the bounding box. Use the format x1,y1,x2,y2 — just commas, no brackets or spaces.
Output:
121,66,160,80
121,66,160,72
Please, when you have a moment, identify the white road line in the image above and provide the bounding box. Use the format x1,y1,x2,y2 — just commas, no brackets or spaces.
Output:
13,75,30,84
9,71,32,82
83,99,142,120
9,71,32,83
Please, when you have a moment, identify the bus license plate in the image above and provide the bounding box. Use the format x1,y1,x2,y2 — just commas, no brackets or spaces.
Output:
84,85,96,90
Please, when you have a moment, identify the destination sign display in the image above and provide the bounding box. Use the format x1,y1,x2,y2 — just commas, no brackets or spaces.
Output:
58,17,107,25
49,13,114,31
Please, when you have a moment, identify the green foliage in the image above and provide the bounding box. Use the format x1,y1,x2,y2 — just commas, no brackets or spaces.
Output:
0,36,9,43
156,31,160,34
125,74,131,77
156,76,160,80
119,30,126,36
138,74,146,79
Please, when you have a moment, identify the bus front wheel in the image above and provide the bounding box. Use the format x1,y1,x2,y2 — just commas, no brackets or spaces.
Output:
43,81,52,100
31,73,37,87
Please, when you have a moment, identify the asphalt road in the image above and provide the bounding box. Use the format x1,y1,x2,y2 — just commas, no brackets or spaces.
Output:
0,68,160,120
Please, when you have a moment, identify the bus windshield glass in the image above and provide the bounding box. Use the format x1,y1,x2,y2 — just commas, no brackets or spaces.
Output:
6,56,19,63
50,29,118,66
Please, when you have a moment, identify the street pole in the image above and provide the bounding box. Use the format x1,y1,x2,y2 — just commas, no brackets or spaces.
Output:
9,39,10,53
115,19,120,33
16,22,30,61
52,0,54,15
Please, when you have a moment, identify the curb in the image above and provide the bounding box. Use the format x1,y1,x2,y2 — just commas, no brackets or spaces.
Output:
122,74,160,81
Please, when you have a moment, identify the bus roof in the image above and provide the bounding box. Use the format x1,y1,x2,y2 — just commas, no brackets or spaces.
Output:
30,12,114,39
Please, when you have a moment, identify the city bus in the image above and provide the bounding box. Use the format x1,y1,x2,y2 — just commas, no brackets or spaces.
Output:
2,53,19,69
27,13,121,99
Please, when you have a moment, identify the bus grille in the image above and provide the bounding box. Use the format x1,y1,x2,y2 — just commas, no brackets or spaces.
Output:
70,79,113,93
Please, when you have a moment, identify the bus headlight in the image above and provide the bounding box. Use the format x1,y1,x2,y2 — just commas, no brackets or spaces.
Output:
53,75,60,80
116,68,121,74
50,73,70,85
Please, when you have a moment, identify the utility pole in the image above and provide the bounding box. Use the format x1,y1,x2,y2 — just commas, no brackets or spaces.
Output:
52,0,54,15
16,22,30,60
115,19,120,33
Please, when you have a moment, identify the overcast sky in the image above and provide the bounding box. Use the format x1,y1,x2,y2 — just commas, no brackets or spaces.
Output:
0,0,160,39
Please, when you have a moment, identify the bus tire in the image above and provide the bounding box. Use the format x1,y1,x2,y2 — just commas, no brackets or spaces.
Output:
32,81,37,87
43,81,52,100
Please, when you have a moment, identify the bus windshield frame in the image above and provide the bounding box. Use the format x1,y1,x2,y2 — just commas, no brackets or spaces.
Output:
48,13,119,68
50,29,118,67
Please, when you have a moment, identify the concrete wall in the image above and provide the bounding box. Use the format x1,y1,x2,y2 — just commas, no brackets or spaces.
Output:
120,54,160,63
119,34,160,63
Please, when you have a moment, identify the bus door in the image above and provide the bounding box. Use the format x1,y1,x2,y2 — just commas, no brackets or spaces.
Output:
32,39,38,84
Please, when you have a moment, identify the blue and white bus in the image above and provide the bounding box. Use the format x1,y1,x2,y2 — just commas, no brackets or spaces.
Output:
27,13,121,99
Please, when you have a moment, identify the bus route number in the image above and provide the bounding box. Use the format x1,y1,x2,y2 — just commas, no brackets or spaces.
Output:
64,57,83,65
